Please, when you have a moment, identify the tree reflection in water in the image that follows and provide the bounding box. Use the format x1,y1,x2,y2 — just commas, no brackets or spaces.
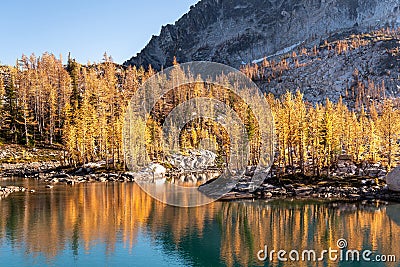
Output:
0,182,399,267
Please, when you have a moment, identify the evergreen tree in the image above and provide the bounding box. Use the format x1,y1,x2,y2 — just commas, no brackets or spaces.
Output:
2,68,22,143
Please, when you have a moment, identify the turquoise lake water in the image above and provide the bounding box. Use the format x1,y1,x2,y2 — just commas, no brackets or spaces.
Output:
0,179,399,267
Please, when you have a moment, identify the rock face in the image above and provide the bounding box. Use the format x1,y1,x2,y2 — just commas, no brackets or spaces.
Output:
167,149,217,171
124,0,400,70
133,150,218,185
386,167,400,192
256,31,400,104
145,163,167,175
134,163,167,184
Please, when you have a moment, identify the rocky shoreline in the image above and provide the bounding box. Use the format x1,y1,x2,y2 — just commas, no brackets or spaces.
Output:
0,185,33,199
1,160,400,203
224,174,400,203
1,146,400,203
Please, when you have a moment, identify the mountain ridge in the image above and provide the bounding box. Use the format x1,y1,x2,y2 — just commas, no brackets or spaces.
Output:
124,0,400,70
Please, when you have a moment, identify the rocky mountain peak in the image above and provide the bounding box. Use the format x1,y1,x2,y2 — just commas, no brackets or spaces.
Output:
124,0,400,70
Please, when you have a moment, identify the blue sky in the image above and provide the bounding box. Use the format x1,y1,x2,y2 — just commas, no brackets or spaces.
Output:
0,0,199,65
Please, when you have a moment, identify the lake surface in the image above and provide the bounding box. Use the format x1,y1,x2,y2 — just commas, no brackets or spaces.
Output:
0,179,399,267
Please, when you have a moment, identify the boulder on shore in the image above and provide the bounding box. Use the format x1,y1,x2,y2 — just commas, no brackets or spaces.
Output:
167,149,216,171
386,167,400,192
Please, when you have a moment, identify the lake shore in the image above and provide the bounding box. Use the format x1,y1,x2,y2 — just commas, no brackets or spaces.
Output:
1,144,400,203
1,160,400,203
